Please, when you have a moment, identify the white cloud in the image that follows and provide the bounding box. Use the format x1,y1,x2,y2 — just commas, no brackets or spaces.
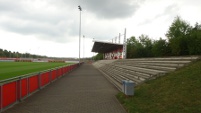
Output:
79,0,141,19
0,0,201,58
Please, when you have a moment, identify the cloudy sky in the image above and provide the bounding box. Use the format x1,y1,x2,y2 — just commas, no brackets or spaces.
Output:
0,0,201,58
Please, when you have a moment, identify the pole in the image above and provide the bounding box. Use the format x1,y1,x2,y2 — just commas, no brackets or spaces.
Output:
78,6,82,64
123,28,127,59
83,36,84,59
119,33,121,44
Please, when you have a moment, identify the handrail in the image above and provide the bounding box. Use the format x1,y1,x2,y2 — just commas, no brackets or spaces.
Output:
0,63,82,112
0,64,73,83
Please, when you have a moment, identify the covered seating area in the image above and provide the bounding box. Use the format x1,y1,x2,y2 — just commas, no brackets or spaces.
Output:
92,40,123,59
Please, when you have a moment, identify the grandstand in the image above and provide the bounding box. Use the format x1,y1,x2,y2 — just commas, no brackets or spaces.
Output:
92,40,123,59
93,56,200,91
91,40,200,91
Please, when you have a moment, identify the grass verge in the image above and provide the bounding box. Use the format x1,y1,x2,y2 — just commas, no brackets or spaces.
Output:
117,60,201,113
0,62,71,80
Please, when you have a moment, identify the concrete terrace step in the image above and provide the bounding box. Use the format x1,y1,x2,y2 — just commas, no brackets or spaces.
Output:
93,56,200,91
100,66,125,85
118,64,177,72
117,62,185,68
93,59,117,68
113,64,167,75
116,60,191,64
99,64,155,87
116,56,199,61
107,65,142,82
101,68,123,85
104,64,150,80
99,69,122,91
110,66,151,79
108,67,144,84
98,62,170,88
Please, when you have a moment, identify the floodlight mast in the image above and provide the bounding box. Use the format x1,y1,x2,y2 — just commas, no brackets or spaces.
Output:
83,35,85,59
78,5,82,64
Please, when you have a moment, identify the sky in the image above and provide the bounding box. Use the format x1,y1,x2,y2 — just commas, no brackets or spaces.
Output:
0,0,201,58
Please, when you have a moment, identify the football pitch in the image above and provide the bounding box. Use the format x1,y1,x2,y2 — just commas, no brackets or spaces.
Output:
0,62,71,80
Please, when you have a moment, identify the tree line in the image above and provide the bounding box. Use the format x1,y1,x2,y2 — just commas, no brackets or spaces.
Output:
0,48,47,58
127,16,201,58
93,16,201,60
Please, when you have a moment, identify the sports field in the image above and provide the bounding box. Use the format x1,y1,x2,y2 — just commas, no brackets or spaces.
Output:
0,62,71,80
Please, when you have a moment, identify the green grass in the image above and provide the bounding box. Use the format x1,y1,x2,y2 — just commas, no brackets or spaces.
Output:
117,60,201,113
0,62,71,80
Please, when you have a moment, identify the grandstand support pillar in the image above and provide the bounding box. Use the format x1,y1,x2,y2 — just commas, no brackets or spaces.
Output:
123,28,127,59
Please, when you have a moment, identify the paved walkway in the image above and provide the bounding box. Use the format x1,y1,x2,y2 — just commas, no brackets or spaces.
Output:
4,64,126,113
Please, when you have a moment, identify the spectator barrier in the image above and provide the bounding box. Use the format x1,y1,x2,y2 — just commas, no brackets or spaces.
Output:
0,63,81,112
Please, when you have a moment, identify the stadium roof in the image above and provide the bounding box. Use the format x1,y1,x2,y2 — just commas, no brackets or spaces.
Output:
91,40,123,53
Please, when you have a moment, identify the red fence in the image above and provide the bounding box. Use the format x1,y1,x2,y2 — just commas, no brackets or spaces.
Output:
0,63,80,112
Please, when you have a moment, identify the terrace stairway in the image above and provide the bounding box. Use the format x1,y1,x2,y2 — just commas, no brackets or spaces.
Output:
93,56,200,91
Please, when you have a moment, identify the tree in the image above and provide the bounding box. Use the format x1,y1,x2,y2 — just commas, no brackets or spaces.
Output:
166,16,192,55
93,53,103,61
3,50,9,57
0,49,4,57
126,36,144,58
187,23,201,55
127,36,137,58
152,38,171,57
139,34,153,57
126,35,154,58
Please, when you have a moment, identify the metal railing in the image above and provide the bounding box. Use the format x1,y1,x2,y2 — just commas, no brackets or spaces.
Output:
0,63,81,112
